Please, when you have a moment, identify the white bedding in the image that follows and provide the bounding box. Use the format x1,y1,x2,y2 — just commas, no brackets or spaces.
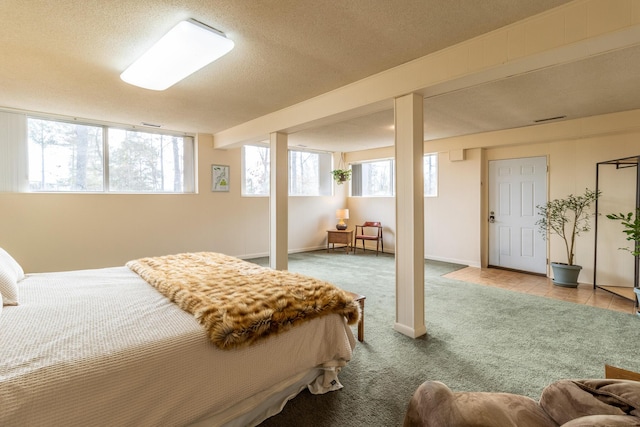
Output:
0,266,356,426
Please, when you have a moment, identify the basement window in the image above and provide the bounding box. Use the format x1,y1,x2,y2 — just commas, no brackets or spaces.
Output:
351,159,394,197
424,153,438,197
289,149,332,196
241,145,332,197
27,117,195,193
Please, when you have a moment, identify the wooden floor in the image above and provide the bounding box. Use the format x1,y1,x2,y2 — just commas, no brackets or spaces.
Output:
444,267,638,315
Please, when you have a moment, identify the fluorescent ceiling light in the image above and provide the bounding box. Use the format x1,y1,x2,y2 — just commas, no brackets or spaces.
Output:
121,19,234,91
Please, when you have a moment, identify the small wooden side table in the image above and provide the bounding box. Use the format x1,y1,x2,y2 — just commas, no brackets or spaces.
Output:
327,229,354,254
345,291,365,342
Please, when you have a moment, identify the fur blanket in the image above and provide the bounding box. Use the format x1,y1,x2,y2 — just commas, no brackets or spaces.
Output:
126,252,360,349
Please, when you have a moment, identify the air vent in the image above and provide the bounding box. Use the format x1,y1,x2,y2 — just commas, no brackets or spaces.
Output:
140,122,162,128
533,115,566,123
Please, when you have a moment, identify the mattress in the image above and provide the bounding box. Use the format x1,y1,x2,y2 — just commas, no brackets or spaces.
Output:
0,266,356,426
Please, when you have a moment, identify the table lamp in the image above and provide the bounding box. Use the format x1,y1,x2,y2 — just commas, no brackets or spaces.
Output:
336,209,349,230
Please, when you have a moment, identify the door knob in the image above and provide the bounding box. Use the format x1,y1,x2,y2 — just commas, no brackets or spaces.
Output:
489,211,495,223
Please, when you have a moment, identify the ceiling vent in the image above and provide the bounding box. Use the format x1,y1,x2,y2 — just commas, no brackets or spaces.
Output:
533,115,566,123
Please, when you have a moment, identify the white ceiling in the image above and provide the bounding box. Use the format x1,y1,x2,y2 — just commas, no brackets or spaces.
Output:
3,0,638,153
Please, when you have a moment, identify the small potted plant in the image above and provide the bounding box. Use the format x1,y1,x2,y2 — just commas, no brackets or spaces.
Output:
331,169,351,185
535,188,600,287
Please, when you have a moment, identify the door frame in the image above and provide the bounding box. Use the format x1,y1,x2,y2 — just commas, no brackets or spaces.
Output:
481,153,549,276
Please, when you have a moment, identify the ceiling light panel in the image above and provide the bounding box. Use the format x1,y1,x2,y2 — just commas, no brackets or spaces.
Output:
121,19,234,91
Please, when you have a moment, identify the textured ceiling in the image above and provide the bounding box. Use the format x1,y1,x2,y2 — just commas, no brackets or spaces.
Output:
0,0,575,150
289,43,640,151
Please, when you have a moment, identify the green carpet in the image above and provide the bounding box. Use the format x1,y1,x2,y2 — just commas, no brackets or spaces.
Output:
249,250,640,427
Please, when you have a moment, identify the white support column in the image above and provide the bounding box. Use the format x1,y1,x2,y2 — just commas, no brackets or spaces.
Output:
269,132,288,270
394,93,426,338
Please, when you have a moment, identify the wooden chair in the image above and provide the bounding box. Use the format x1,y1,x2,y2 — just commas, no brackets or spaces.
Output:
354,222,383,255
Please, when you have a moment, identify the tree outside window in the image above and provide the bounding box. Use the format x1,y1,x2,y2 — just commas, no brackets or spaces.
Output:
424,153,438,197
27,117,192,193
241,145,331,196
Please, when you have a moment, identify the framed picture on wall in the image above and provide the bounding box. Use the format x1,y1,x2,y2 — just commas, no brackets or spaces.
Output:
211,164,230,192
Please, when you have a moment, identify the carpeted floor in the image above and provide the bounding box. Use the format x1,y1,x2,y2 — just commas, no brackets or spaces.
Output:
249,250,640,427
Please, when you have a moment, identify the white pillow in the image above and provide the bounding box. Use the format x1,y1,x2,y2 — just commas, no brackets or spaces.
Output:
1,248,24,281
0,247,23,306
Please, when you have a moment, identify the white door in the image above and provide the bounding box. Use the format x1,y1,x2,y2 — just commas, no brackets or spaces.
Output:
488,157,547,274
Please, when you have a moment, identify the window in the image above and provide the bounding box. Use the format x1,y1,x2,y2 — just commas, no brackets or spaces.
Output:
424,153,438,197
27,117,194,193
241,145,332,196
28,118,104,191
242,145,270,196
351,159,394,197
108,128,188,192
289,150,332,196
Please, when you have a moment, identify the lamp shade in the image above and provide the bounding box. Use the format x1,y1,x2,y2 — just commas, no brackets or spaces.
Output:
121,19,234,91
336,209,349,220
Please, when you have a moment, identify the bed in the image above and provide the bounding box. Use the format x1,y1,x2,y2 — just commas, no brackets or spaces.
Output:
0,250,359,426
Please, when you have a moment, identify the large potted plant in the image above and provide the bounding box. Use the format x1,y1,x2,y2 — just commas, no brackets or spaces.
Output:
535,188,600,287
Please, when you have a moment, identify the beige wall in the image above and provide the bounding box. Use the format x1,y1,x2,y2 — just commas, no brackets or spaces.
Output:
0,134,347,273
345,146,482,265
425,148,482,267
347,196,395,253
3,109,640,286
4,0,639,278
346,108,640,286
482,118,640,285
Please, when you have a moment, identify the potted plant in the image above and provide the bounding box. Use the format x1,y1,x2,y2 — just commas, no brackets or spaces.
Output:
331,169,351,185
535,188,600,287
606,208,640,305
606,208,640,257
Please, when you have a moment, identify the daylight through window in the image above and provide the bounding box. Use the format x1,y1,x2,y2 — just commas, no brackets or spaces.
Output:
242,145,270,196
351,159,394,197
241,145,332,196
424,153,438,197
27,117,194,193
28,118,104,191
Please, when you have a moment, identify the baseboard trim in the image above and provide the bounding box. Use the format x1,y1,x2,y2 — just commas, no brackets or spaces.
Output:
238,246,327,261
426,254,479,268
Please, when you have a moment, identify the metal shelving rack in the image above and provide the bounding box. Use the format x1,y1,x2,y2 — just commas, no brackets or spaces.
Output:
593,155,640,311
